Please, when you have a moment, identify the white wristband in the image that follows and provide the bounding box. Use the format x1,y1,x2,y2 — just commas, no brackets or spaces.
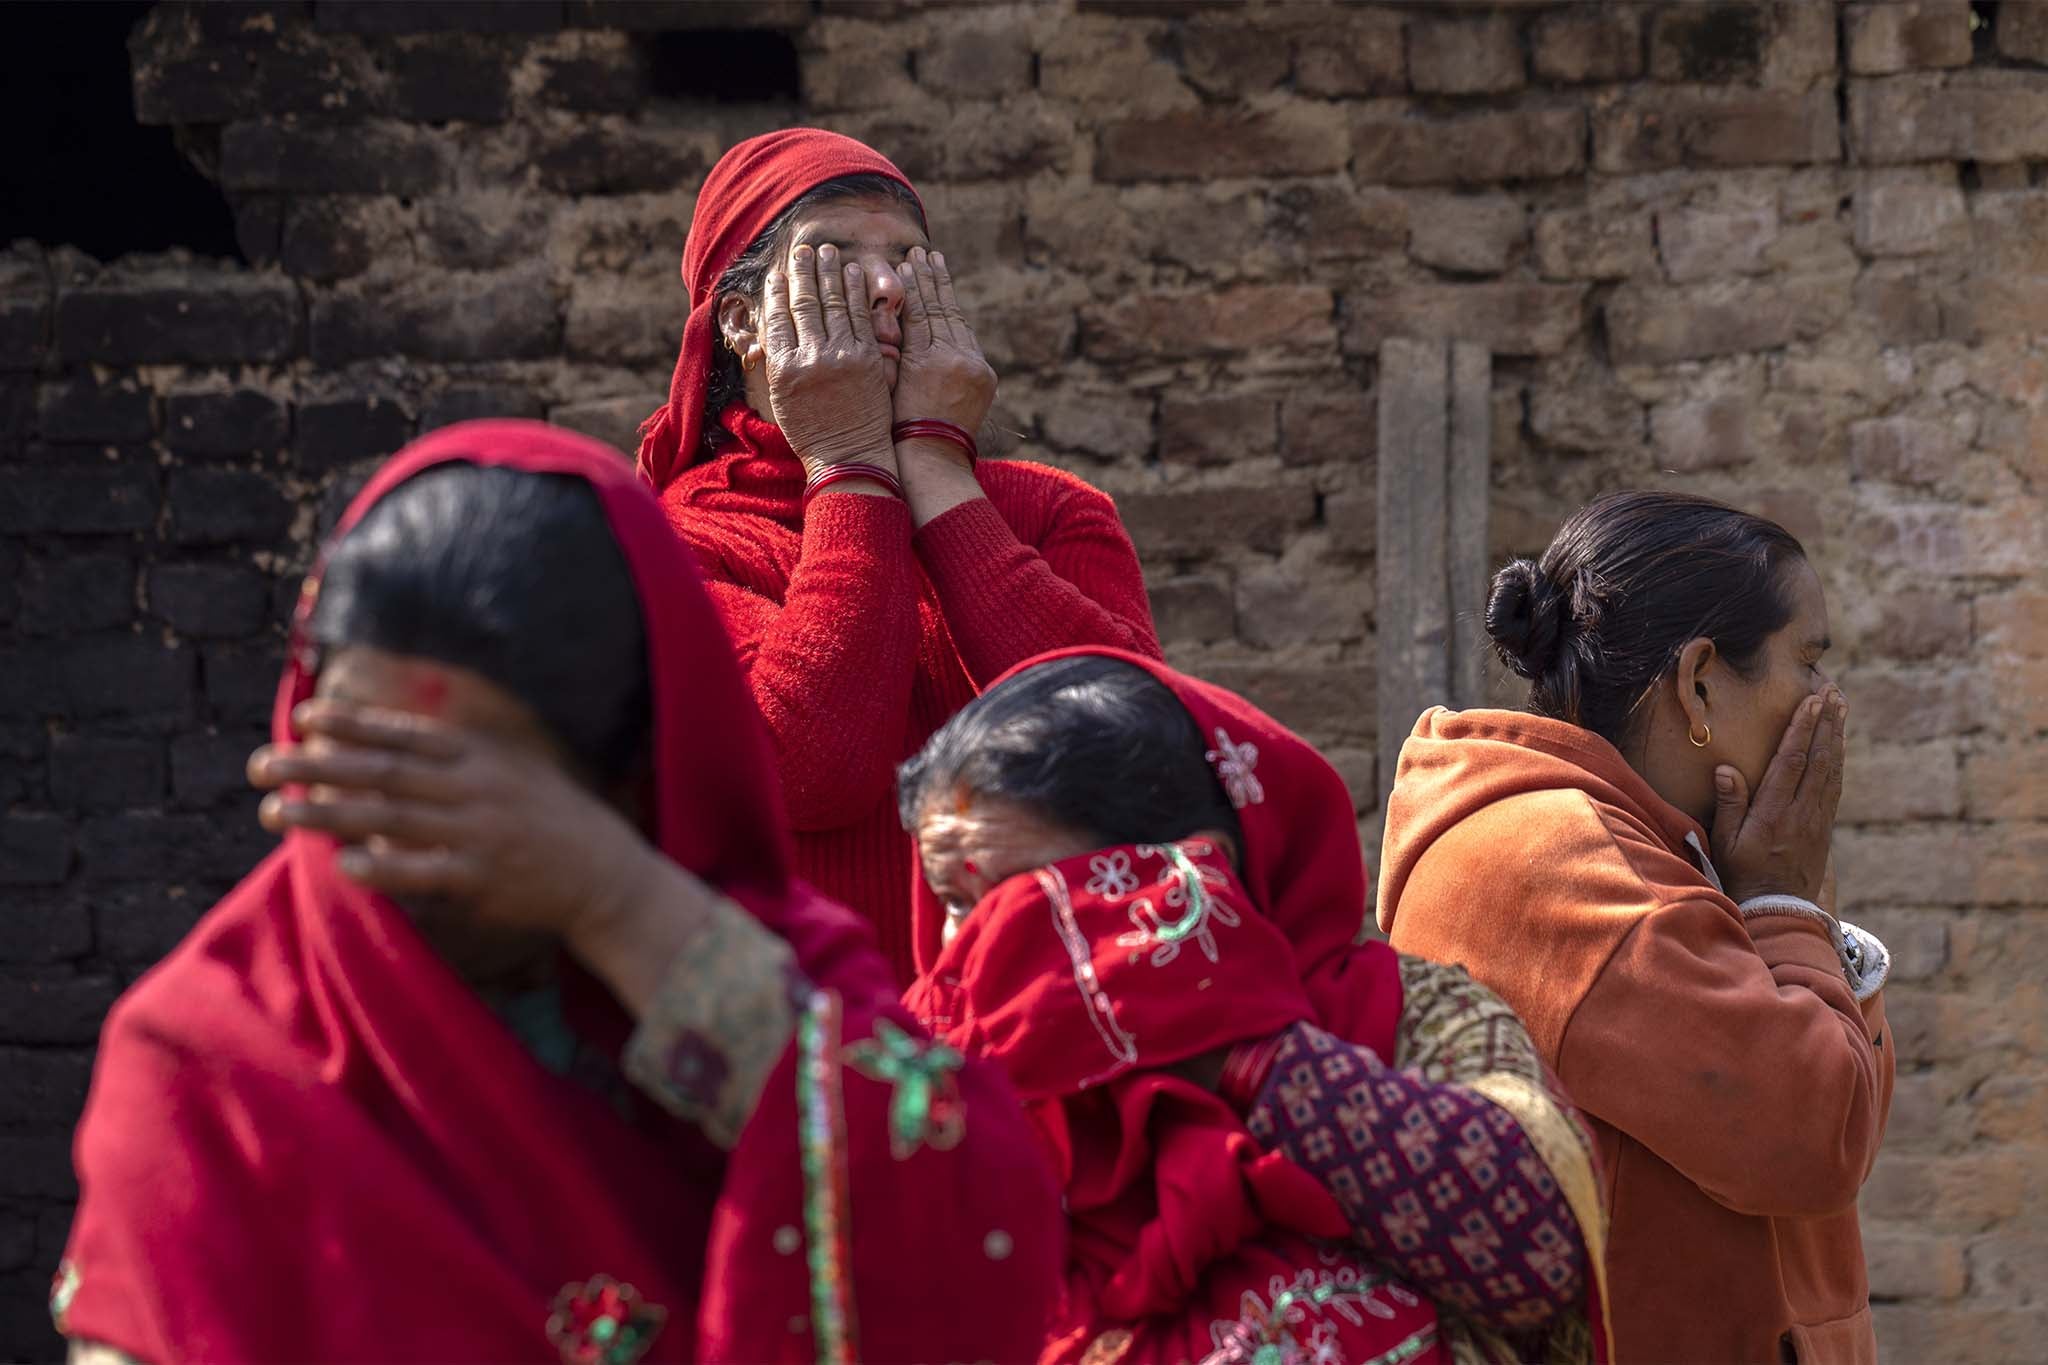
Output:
1736,894,1836,931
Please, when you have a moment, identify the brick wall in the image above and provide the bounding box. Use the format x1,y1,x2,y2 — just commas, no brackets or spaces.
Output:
2,1,2043,1358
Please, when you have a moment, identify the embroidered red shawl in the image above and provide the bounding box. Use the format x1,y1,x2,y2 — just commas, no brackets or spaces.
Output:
60,423,1058,1363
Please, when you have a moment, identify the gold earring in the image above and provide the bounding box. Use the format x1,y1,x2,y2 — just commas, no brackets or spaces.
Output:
1689,722,1711,748
740,348,760,373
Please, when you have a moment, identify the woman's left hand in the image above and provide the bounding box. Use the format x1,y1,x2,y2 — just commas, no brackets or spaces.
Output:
248,700,673,952
891,247,997,440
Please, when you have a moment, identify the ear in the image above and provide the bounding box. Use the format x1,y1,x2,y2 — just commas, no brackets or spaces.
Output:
715,291,764,369
1673,637,1718,734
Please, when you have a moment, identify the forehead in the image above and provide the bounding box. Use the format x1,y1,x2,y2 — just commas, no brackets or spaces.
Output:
785,194,927,249
315,646,552,749
1780,557,1829,633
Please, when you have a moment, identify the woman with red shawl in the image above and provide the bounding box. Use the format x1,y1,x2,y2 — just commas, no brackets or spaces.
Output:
898,651,1613,1365
638,128,1160,981
55,422,1061,1364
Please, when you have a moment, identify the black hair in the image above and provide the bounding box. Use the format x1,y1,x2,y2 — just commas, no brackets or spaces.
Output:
1485,490,1807,746
702,171,926,457
897,655,1242,858
307,463,651,786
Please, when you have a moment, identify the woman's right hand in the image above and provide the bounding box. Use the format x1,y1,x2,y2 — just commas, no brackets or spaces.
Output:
761,243,898,480
1710,686,1847,905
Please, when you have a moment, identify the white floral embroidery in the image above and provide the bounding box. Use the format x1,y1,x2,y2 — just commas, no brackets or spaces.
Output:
1199,1266,1431,1365
1206,727,1266,808
1084,849,1141,899
1114,842,1242,968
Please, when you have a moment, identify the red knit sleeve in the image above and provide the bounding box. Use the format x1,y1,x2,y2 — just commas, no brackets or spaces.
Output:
698,494,921,831
912,466,1161,688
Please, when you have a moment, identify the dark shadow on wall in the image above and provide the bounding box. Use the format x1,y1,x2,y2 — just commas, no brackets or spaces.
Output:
1,0,240,261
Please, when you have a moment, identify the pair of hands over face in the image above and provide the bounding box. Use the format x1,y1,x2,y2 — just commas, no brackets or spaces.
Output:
763,243,996,477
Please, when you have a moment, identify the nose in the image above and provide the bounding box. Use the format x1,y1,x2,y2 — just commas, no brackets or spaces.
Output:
859,251,905,318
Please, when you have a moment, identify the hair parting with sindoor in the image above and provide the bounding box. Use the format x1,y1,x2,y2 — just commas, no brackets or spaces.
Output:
1484,490,1807,747
898,655,1243,861
702,172,926,456
307,463,651,786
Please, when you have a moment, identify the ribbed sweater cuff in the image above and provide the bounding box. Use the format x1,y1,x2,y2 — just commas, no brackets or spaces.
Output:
802,485,914,551
912,494,1009,575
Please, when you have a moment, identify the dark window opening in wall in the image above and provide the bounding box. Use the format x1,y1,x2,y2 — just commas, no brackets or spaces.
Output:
640,30,801,103
1970,2,2000,62
1,0,240,262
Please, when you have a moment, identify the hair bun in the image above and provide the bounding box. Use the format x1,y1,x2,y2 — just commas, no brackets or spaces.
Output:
1485,558,1566,680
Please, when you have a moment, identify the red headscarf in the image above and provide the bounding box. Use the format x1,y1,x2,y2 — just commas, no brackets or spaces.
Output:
59,423,1053,1362
635,128,921,491
903,650,1425,1363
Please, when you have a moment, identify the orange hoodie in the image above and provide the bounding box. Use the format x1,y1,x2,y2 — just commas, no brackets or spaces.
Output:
1377,708,1893,1365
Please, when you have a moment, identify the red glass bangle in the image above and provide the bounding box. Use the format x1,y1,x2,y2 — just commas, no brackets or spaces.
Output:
802,463,903,506
891,419,978,465
1216,1032,1287,1114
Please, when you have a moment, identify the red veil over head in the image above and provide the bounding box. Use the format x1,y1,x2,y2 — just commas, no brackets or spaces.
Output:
59,423,1039,1363
904,649,1424,1363
634,128,921,491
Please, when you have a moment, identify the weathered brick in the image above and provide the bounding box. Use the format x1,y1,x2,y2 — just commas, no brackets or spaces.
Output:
1097,105,1348,183
129,25,367,125
1147,575,1235,644
170,729,269,809
317,0,561,35
1855,170,1968,257
536,36,652,113
280,198,408,282
16,554,134,637
167,469,294,547
48,736,167,813
417,190,553,271
531,122,712,195
294,393,413,473
0,1046,91,1127
1863,1228,1969,1301
1083,285,1334,363
37,377,152,443
845,101,1074,183
1854,500,2044,580
1974,1070,2048,1143
1961,746,2045,822
1343,283,1584,359
1281,390,1375,468
1266,184,1409,261
385,34,516,123
94,883,211,967
1158,393,1277,466
0,975,119,1046
1837,741,1963,823
1838,665,1992,743
80,813,244,884
1293,9,1406,97
421,384,547,431
164,389,290,458
1234,562,1367,649
1849,72,2048,164
1650,4,1766,83
1977,590,2048,658
0,251,51,372
1855,590,1972,663
1118,485,1316,559
204,642,287,726
1354,108,1585,186
1405,193,1524,275
568,0,809,29
1408,14,1523,95
1650,395,1757,471
1530,382,1643,455
918,23,1034,98
147,563,274,639
221,120,450,195
56,274,299,365
1848,415,1964,487
547,398,651,457
311,269,562,364
1605,275,1849,366
1037,390,1154,460
0,816,71,888
1855,263,1947,345
1531,6,1643,83
1596,88,1840,172
1198,661,1375,742
2001,1,2048,63
0,1134,74,1198
564,275,673,363
1845,1,1975,74
0,465,160,536
1533,207,1656,281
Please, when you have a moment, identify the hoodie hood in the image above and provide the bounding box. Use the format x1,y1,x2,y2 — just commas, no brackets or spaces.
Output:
1376,706,1710,937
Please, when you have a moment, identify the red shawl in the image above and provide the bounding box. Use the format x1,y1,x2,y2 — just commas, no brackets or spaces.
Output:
635,128,921,491
904,650,1429,1364
60,422,1059,1363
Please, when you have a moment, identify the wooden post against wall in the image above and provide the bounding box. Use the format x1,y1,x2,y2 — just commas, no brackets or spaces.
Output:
1375,338,1491,815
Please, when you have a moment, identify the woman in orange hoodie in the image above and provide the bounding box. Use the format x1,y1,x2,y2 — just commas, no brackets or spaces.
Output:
1377,491,1892,1365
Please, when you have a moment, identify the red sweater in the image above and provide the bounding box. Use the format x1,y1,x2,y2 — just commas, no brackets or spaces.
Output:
661,406,1162,981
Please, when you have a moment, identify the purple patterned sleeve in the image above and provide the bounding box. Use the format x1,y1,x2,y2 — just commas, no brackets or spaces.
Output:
1244,1021,1587,1333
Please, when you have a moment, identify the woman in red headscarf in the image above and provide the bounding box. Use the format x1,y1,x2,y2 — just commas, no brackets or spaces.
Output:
55,422,1060,1364
899,650,1613,1365
638,128,1160,982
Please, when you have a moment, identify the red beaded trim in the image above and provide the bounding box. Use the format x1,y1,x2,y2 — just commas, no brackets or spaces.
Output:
802,462,902,507
891,419,978,465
